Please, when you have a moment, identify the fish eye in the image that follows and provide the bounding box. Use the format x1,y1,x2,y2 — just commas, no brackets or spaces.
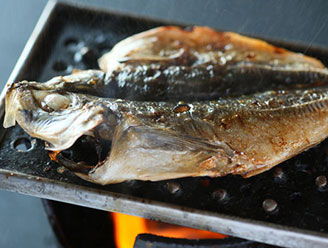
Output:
42,93,71,111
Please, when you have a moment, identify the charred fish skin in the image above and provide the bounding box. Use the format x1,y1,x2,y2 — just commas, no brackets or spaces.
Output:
5,81,328,184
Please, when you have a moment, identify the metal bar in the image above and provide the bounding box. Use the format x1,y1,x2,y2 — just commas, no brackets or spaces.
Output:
1,169,328,248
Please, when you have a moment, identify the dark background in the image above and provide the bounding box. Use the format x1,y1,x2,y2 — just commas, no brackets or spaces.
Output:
0,0,327,247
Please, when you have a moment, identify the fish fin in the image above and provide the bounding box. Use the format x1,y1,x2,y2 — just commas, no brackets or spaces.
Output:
89,122,235,184
115,124,224,153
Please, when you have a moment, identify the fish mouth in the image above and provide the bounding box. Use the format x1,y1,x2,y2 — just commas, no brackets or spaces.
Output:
48,135,112,182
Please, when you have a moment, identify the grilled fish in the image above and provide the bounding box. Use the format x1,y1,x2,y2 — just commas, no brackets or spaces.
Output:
10,26,328,103
4,81,328,184
4,26,328,184
98,26,328,100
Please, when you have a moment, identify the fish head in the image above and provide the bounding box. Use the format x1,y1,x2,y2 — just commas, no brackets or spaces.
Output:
3,81,105,151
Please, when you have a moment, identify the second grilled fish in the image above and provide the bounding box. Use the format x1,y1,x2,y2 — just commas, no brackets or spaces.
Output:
12,26,328,102
4,81,328,184
98,26,328,100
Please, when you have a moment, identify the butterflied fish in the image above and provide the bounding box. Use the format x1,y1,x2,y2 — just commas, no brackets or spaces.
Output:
98,26,328,100
4,81,328,184
8,26,328,103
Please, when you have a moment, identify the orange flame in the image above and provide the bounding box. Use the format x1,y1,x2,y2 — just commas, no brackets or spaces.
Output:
48,151,61,162
111,212,226,248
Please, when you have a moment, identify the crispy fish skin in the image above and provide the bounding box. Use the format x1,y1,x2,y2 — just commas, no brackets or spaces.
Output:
5,81,328,184
98,26,328,100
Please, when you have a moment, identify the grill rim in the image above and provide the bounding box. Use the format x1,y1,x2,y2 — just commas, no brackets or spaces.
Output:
2,169,328,248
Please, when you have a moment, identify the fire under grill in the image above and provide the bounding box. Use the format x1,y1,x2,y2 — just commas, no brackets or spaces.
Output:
1,1,328,247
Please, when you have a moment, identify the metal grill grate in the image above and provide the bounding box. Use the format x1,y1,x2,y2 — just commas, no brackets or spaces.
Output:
1,2,328,247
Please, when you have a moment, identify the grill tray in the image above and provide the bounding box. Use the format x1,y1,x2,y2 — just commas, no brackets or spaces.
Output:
1,1,328,247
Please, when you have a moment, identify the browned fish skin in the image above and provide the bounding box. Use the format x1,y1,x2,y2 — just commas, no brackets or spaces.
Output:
5,80,328,184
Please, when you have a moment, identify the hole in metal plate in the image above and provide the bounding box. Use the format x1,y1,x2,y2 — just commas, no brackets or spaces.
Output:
11,137,33,152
